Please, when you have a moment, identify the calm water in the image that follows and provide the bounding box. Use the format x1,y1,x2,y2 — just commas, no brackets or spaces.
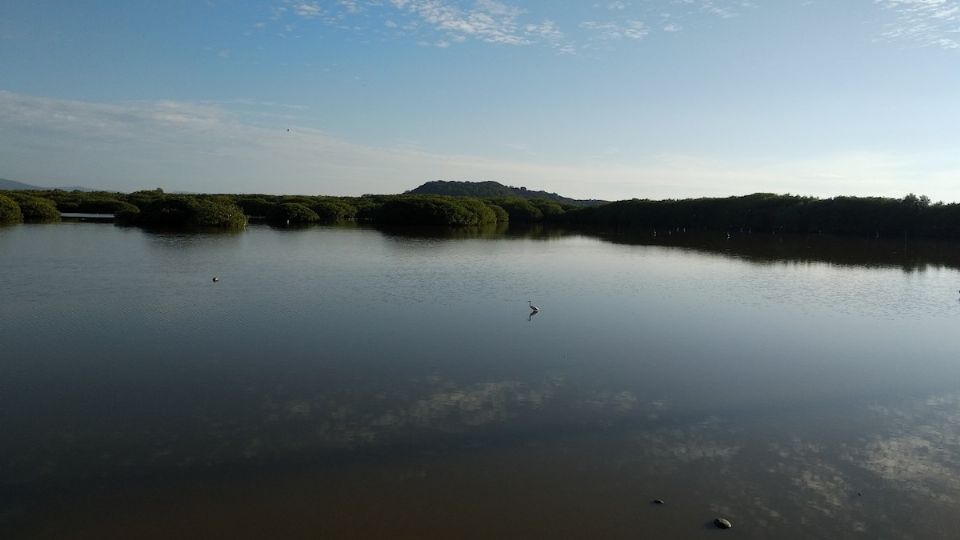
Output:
3,222,960,538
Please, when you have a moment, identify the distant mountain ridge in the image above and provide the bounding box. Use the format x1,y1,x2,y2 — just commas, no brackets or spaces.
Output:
0,178,95,192
406,180,606,207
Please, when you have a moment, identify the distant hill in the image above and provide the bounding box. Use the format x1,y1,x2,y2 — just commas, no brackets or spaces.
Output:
0,178,43,190
406,180,606,207
0,178,96,192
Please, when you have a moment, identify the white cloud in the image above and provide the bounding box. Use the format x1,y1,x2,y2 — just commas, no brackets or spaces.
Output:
877,0,960,49
292,1,322,19
3,91,958,201
266,0,750,53
580,19,649,40
670,0,744,19
338,0,361,13
387,0,532,46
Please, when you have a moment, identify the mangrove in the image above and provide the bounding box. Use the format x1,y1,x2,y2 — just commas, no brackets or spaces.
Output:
2,186,960,242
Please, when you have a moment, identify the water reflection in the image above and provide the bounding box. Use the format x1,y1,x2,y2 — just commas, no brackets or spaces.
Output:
9,372,960,537
579,227,960,272
3,223,960,538
2,372,667,487
374,222,578,242
375,222,509,240
373,223,960,272
19,392,960,539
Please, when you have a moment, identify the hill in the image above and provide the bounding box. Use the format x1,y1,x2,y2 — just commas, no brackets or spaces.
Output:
406,180,606,207
0,178,43,190
0,178,95,192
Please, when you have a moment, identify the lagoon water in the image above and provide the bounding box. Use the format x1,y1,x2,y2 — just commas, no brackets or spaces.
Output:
3,222,960,538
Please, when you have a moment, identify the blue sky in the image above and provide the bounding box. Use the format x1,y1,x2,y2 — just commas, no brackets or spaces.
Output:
1,0,959,200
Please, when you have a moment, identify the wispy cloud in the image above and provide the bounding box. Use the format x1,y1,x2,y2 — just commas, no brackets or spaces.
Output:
264,0,748,54
291,1,323,19
388,0,533,45
670,0,747,19
580,19,649,41
338,0,362,13
876,0,960,49
4,90,957,200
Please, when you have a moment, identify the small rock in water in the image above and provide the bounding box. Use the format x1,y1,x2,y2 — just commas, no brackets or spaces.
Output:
714,518,733,529
652,499,665,505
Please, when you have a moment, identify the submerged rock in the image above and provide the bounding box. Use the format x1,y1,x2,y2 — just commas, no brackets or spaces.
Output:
714,518,733,529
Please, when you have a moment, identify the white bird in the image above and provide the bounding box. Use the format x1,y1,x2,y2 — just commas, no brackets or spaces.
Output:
528,300,540,312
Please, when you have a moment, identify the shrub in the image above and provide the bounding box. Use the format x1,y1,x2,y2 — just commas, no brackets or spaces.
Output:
311,199,357,223
353,197,387,221
137,196,246,229
278,195,317,206
114,205,141,225
375,196,495,226
487,197,544,222
0,193,23,224
76,198,138,214
236,197,275,217
125,189,167,208
483,203,510,223
267,202,320,225
530,199,565,218
7,193,61,223
454,198,498,224
191,199,247,229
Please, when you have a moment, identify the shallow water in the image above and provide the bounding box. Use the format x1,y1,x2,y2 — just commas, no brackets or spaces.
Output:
2,222,960,538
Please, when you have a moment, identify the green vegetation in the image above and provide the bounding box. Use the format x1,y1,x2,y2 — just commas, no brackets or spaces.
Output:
267,202,320,225
0,193,23,224
559,193,960,239
3,184,960,241
311,198,357,223
133,196,247,229
6,193,61,222
45,191,138,215
0,186,565,229
376,195,501,226
486,197,544,222
407,180,605,207
236,196,275,217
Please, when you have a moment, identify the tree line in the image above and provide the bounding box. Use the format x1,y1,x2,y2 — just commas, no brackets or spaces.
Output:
2,189,960,240
0,189,572,230
555,193,960,239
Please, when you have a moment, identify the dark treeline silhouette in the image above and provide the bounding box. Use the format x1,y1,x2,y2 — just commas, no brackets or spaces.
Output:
557,193,960,239
3,189,960,241
0,189,565,229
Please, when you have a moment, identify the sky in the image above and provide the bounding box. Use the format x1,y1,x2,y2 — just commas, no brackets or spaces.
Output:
1,0,959,201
